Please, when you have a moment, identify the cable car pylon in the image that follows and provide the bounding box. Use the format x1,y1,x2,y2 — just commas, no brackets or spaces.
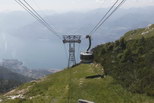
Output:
63,35,81,68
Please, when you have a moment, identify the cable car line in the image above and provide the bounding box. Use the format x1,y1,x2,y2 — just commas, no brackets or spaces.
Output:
23,0,58,35
15,0,51,33
91,0,126,35
15,0,69,69
15,0,68,70
23,0,62,40
80,0,126,64
15,0,62,40
89,0,120,35
89,0,126,36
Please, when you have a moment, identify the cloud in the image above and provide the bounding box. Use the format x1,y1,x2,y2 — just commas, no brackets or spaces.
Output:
95,0,105,3
124,0,154,8
96,0,115,3
95,0,154,8
0,0,154,13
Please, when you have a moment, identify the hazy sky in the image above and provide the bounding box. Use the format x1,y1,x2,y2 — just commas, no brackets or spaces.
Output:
0,0,154,13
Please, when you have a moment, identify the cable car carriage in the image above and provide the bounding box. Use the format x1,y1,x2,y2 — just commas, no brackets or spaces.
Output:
80,35,94,63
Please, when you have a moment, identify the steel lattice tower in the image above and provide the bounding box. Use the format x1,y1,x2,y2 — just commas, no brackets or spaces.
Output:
63,35,81,68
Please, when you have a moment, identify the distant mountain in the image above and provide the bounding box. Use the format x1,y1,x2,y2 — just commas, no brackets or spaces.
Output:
0,58,59,93
0,59,54,79
12,7,154,43
0,11,37,31
0,7,154,69
0,66,32,93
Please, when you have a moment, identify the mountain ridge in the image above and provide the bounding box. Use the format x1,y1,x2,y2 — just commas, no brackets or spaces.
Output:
0,59,54,79
0,66,32,93
122,24,154,40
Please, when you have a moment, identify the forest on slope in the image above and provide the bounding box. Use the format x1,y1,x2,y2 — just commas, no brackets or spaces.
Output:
93,24,154,96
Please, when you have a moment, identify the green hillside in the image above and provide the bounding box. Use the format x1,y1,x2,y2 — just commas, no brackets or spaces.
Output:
93,24,154,96
0,64,154,103
123,24,154,40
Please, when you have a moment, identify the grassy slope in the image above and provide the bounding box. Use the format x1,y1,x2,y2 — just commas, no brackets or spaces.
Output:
1,64,154,103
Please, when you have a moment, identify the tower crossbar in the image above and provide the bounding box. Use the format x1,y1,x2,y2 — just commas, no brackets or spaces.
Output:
63,35,81,68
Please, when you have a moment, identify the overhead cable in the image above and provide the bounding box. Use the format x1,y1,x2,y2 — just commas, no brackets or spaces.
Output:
89,0,126,35
89,0,120,35
15,0,62,40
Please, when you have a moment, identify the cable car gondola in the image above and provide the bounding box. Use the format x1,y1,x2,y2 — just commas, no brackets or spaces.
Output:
80,35,94,63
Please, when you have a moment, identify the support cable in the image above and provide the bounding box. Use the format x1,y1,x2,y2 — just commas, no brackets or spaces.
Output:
89,0,119,35
23,0,58,35
15,0,62,40
90,0,126,35
89,0,126,36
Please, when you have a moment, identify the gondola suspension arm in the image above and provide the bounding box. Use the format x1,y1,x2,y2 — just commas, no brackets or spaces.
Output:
86,35,92,52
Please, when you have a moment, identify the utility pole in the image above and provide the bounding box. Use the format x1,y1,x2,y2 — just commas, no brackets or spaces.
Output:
63,35,81,68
